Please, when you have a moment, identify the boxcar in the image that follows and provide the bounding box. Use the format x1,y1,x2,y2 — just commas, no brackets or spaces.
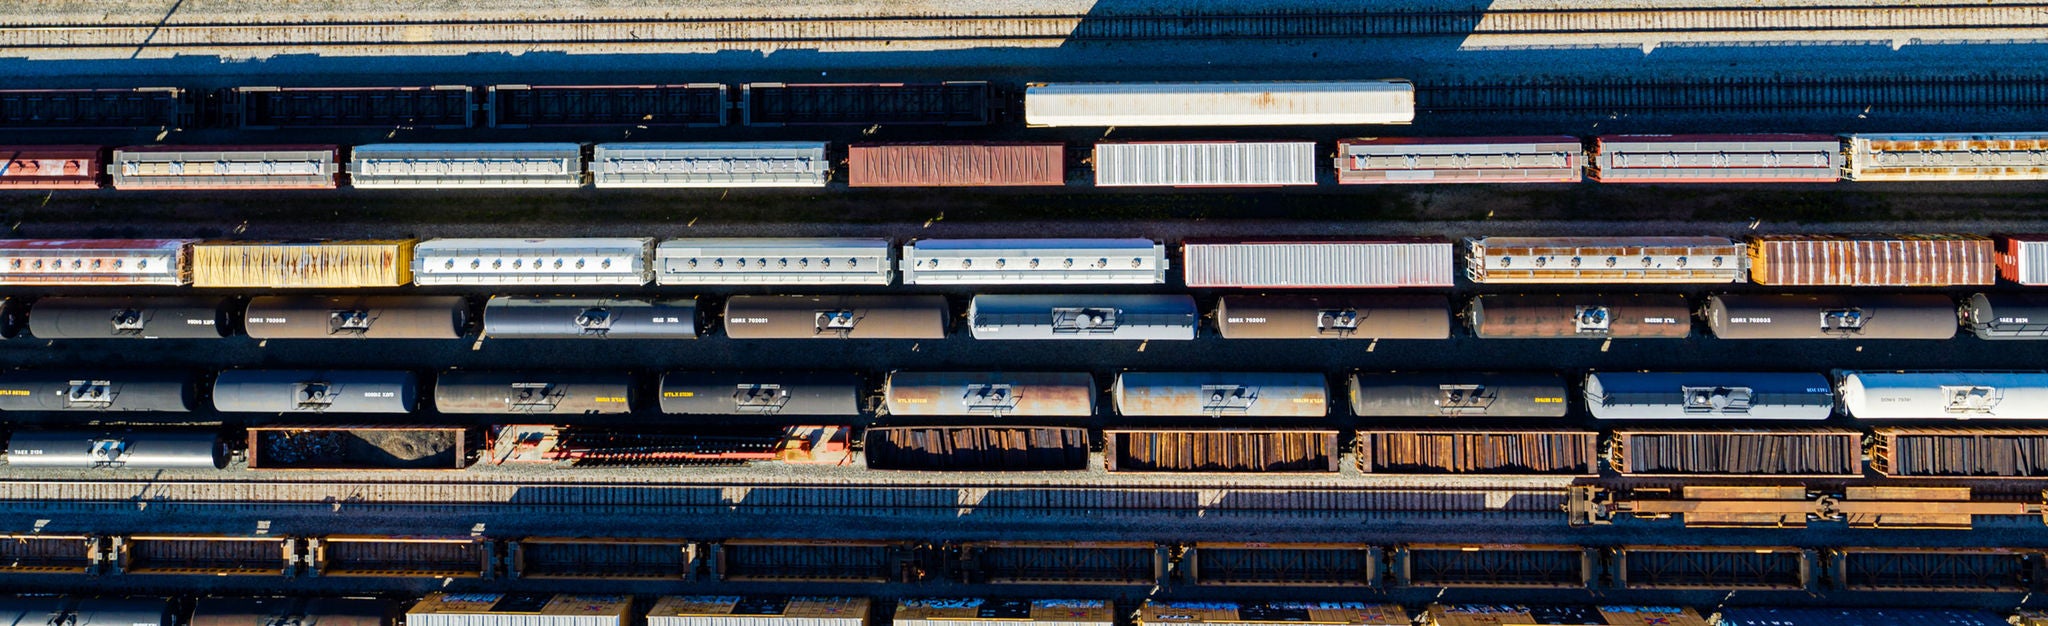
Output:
1183,239,1454,289
591,142,828,188
722,295,947,339
1964,293,2048,340
1464,294,1691,339
111,145,339,190
656,238,893,285
1846,133,2048,182
0,370,196,412
0,145,102,189
433,371,633,415
741,82,992,127
1583,371,1834,420
1025,81,1414,127
5,430,224,470
882,371,1096,418
1348,372,1569,418
27,296,230,339
1214,294,1451,340
212,369,417,414
901,238,1166,285
243,296,468,340
1336,136,1582,184
848,143,1064,187
1113,372,1328,418
1747,234,1995,287
411,238,654,286
968,294,1195,341
1838,370,2048,420
1464,236,1747,284
0,239,194,286
192,240,414,289
1703,294,1956,340
481,296,697,340
1589,134,1841,183
487,84,727,128
348,143,583,189
657,371,863,416
228,86,475,130
1094,141,1316,187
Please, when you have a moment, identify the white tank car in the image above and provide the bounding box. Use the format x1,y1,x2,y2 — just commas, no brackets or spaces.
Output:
1838,370,2048,419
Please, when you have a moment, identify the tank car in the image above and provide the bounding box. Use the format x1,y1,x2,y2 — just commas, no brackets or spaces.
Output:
433,371,633,414
1704,294,1957,340
882,371,1096,417
1583,371,1834,420
967,294,1195,341
212,370,417,414
1348,372,1568,418
1214,294,1450,340
1113,372,1328,418
5,430,225,470
482,296,697,339
1962,293,2048,340
0,370,195,412
658,371,864,416
244,295,469,340
1465,294,1690,339
27,296,231,339
1838,370,2048,419
723,295,948,339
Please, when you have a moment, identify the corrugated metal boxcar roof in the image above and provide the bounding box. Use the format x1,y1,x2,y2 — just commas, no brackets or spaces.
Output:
657,238,893,285
896,600,1111,626
1747,234,1994,286
849,143,1064,187
413,238,653,286
1184,239,1454,288
1094,142,1315,187
1847,133,2048,182
592,142,828,188
1139,601,1406,626
0,239,194,285
647,596,868,626
408,594,630,626
1999,236,2048,285
192,240,415,288
1026,81,1414,127
1337,136,1582,184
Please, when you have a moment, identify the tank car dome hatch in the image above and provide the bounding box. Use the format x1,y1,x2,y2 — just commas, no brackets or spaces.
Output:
5,430,225,470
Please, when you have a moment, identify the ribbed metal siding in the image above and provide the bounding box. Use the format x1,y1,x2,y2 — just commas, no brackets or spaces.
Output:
1465,236,1747,284
591,142,828,188
1184,241,1453,288
2003,238,2048,285
1094,142,1315,187
1748,235,1995,286
192,241,415,288
1847,133,2048,182
413,238,653,286
409,615,618,626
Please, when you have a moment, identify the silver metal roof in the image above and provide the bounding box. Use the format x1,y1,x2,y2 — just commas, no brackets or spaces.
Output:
413,238,653,286
901,238,1166,285
592,142,829,188
1094,142,1316,187
111,148,337,189
1184,240,1454,288
349,143,583,189
656,238,893,285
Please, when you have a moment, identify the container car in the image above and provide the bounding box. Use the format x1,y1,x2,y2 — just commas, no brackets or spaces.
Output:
1838,370,2048,419
1025,81,1414,127
1112,372,1328,418
848,143,1065,187
968,294,1195,341
591,142,828,188
243,295,468,340
1846,133,2048,182
1583,371,1834,420
249,425,473,470
0,239,194,285
228,86,474,130
1348,372,1569,418
882,371,1096,418
0,370,196,412
1093,141,1316,187
1464,236,1747,284
192,240,415,289
656,238,893,285
487,84,728,128
1464,294,1691,339
5,430,225,470
1139,601,1406,626
347,143,583,189
26,296,231,339
1609,428,1863,477
1963,293,2048,340
412,238,654,286
1214,294,1451,340
1703,294,1957,340
1105,429,1340,473
481,296,697,339
0,87,188,129
211,369,418,414
657,371,863,416
1997,235,2048,285
111,145,340,190
1183,239,1455,288
1746,234,1995,286
864,425,1090,471
646,597,871,626
1356,429,1596,475
741,82,993,127
1335,136,1582,184
0,145,102,189
434,371,633,414
722,295,947,339
901,238,1166,285
1589,134,1842,183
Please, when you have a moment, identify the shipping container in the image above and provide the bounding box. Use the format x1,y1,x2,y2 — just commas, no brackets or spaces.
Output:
0,533,97,574
0,145,102,189
968,294,1195,340
212,369,417,414
1465,293,1691,339
192,598,392,626
955,543,1158,585
1846,133,2048,182
1718,607,2006,626
1348,372,1569,418
1583,372,1834,420
111,145,339,190
1336,136,1582,184
406,594,629,626
593,143,828,188
1998,235,2048,284
4,430,225,470
864,426,1089,471
229,86,474,130
883,371,1095,418
0,369,195,412
1138,601,1406,626
742,82,992,127
896,599,1111,626
1832,547,2036,592
1184,543,1379,587
1026,81,1413,127
1356,429,1597,475
435,371,634,415
488,84,727,128
658,371,862,416
1871,426,2048,478
647,596,870,626
1838,370,2048,419
716,539,899,582
1424,605,1706,626
1465,236,1747,284
413,238,654,286
723,295,947,339
482,296,698,339
243,295,468,340
193,240,414,288
1184,239,1455,288
249,425,471,470
1094,141,1316,187
1113,372,1327,418
0,239,193,286
849,143,1064,187
1747,234,1995,286
312,537,490,578
509,538,693,580
1704,294,1958,340
902,239,1166,285
27,296,231,339
1215,295,1450,340
113,534,294,576
1610,428,1863,477
1612,545,1811,590
1398,545,1594,589
0,599,172,626
1590,134,1842,183
1105,429,1339,473
0,87,187,129
487,424,852,466
348,143,583,189
657,238,892,285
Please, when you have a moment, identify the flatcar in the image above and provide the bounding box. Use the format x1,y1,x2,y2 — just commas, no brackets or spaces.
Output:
242,296,469,340
1213,294,1449,340
0,370,196,412
434,371,634,415
722,295,947,340
1465,294,1691,339
1837,370,2048,420
1348,372,1569,418
882,371,1096,418
1582,372,1834,420
1963,293,2048,340
5,430,225,469
1112,372,1328,418
657,371,864,416
26,296,231,339
1702,294,1957,340
481,296,697,340
211,369,417,414
967,294,1196,341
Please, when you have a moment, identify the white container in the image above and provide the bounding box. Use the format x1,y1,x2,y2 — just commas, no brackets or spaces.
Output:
1094,142,1316,187
1026,81,1413,127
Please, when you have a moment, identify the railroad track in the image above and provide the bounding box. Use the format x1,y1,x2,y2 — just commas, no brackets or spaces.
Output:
0,4,2043,54
1418,75,2048,114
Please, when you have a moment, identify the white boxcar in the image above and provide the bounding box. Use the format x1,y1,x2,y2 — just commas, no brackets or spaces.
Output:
591,142,829,188
648,597,870,626
1590,135,1842,183
1094,142,1316,187
968,294,1196,341
656,238,893,285
1847,133,2048,181
1838,371,2048,420
1465,236,1748,284
901,238,1166,285
1025,81,1414,127
1183,239,1453,288
111,145,339,190
349,143,583,189
407,594,630,626
412,238,653,286
0,239,194,286
1336,136,1584,184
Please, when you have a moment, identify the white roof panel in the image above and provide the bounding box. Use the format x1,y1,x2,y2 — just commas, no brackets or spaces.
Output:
350,143,583,188
902,238,1166,285
1848,133,2048,181
1184,240,1453,288
1095,142,1315,187
656,238,893,285
413,237,653,285
593,142,828,188
1026,81,1413,127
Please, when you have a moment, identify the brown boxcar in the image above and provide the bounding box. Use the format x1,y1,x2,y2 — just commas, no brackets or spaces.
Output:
1747,234,1995,286
848,143,1064,187
0,145,101,189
